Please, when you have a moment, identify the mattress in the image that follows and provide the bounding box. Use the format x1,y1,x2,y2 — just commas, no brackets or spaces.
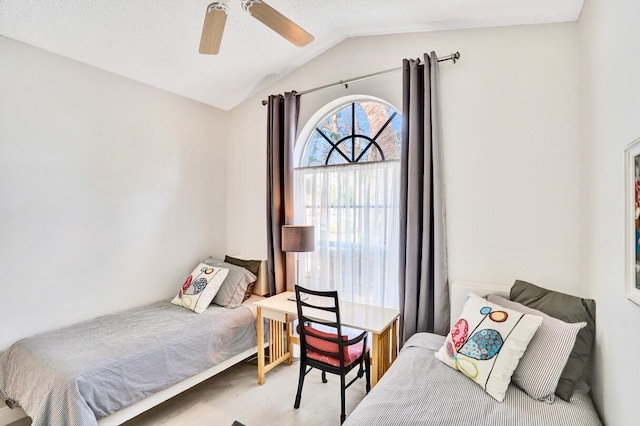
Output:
0,299,260,426
344,333,602,426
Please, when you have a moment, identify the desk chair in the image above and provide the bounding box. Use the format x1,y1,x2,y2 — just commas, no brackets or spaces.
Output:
293,285,371,424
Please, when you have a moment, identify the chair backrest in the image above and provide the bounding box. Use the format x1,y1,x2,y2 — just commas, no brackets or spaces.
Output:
295,285,349,366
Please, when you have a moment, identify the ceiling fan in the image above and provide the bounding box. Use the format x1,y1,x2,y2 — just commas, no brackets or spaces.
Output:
199,0,315,55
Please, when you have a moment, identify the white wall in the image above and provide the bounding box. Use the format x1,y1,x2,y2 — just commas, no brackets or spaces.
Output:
0,37,228,350
579,0,640,424
4,14,623,421
226,24,582,294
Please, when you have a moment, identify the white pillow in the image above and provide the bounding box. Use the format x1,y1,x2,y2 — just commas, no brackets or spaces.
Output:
435,292,542,402
171,263,229,313
486,294,586,402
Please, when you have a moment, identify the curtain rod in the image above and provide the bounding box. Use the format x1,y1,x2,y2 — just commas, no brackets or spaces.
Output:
261,51,460,105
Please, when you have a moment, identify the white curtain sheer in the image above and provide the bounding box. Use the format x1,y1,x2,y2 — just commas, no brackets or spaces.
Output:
294,160,400,308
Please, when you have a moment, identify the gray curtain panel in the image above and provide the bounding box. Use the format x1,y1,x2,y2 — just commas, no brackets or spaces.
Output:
398,52,450,346
266,92,300,295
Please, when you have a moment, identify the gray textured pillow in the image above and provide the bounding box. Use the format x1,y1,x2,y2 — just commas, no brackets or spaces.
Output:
487,294,586,402
510,280,596,401
203,257,256,308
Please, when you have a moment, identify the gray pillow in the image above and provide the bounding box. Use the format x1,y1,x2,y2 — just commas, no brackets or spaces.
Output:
486,294,586,402
203,257,257,308
510,280,596,401
224,255,262,301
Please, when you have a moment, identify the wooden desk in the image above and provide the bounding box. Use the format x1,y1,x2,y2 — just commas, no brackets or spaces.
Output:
254,291,400,388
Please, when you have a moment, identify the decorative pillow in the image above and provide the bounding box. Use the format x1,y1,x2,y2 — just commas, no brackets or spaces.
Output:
171,263,229,313
203,257,257,308
434,292,542,402
224,255,262,301
510,280,596,401
487,294,586,402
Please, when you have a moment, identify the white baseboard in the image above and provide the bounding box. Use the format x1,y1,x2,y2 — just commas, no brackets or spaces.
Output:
0,403,27,426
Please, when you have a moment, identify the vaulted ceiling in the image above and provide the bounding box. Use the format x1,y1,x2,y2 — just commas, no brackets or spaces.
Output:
0,0,584,110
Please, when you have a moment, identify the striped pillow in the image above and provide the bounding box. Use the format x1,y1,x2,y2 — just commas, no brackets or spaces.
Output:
487,294,586,402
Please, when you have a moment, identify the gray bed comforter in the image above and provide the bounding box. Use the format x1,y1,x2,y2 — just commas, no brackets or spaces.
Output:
0,300,258,426
345,333,602,426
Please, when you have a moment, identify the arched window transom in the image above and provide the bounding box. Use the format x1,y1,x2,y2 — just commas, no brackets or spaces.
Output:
301,101,402,167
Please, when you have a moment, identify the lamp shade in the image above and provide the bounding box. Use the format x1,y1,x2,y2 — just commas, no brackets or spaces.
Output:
281,225,315,252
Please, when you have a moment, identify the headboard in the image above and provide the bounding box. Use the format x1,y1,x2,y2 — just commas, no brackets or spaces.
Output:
253,260,268,296
449,280,512,327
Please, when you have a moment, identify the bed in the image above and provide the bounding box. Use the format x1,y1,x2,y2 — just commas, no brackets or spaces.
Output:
0,257,268,426
344,280,602,426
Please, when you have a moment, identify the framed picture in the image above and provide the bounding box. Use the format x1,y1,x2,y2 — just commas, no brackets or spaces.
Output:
625,137,640,306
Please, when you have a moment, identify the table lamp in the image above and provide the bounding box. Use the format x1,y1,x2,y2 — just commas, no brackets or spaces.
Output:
281,225,315,288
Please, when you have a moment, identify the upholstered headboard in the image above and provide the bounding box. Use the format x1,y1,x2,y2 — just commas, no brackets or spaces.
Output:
449,280,512,327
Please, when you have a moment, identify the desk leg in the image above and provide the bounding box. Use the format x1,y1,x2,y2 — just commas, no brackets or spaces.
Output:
286,314,293,365
257,307,265,385
371,321,399,388
371,333,380,387
391,318,398,363
257,312,294,385
380,327,391,374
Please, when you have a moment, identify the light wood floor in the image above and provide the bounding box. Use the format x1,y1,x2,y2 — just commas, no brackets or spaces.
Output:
11,356,368,426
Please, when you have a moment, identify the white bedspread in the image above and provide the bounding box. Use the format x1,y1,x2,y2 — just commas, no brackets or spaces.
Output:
344,332,602,426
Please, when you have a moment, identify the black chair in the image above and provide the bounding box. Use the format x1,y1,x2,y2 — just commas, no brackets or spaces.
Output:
293,285,371,424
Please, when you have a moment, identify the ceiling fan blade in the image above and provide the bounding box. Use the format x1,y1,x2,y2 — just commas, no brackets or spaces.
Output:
199,2,228,55
242,0,314,47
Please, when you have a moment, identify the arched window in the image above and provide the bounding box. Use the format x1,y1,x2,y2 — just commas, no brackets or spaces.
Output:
302,101,401,166
294,98,401,308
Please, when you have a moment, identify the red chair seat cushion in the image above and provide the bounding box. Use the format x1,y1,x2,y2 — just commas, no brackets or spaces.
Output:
304,326,368,368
